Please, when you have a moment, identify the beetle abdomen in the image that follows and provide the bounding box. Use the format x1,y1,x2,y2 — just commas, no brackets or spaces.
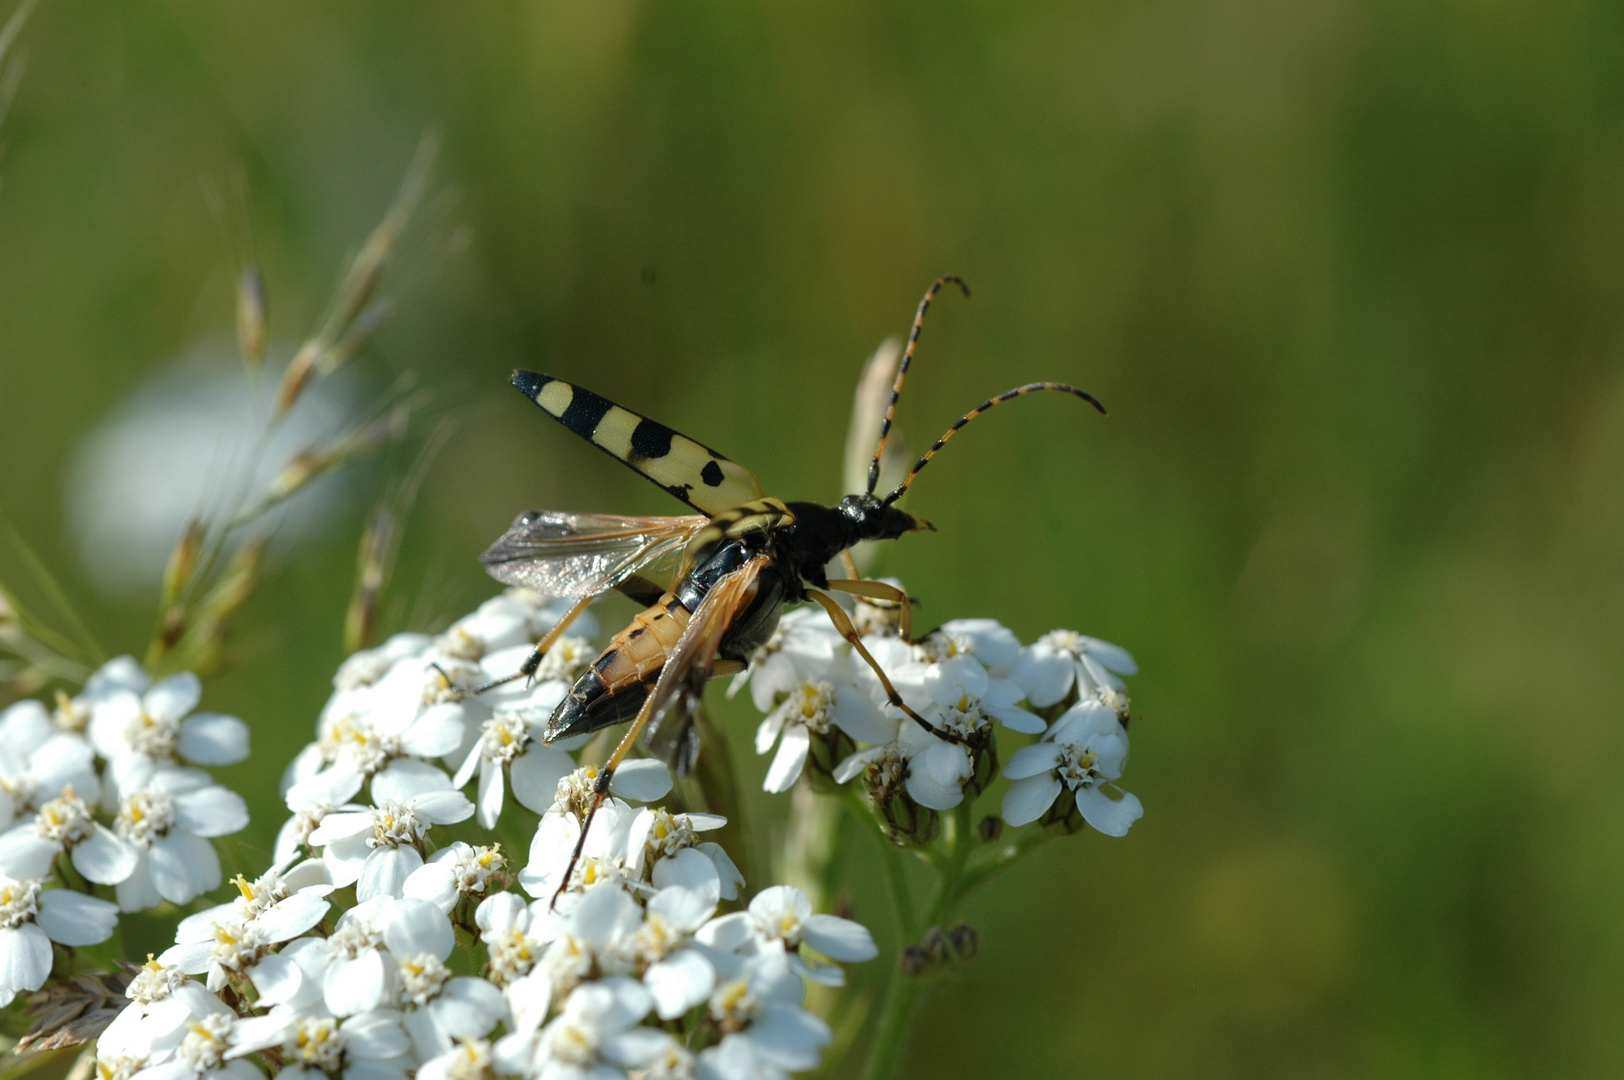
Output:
541,591,694,743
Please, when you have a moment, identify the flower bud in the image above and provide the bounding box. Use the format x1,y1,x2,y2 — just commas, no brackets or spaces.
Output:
803,727,857,792
1041,790,1088,836
861,746,938,845
961,729,998,803
947,923,979,960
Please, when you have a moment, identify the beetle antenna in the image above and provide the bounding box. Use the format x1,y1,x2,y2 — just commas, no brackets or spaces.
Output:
866,275,971,495
881,382,1107,506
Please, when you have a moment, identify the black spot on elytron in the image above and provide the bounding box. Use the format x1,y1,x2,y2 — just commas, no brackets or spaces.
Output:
665,483,693,501
559,386,613,439
700,460,725,487
510,370,552,399
630,418,676,460
593,649,619,674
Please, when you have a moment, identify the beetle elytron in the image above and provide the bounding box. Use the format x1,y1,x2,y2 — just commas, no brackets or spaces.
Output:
479,276,1106,903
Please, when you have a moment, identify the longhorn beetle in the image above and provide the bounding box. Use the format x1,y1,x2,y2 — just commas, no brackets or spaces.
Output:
478,276,1106,905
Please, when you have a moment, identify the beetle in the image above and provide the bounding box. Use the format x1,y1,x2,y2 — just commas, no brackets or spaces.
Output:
479,276,1106,903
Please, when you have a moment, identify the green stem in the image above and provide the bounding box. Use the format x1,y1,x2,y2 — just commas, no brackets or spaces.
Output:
858,957,928,1080
858,802,978,1080
881,836,917,941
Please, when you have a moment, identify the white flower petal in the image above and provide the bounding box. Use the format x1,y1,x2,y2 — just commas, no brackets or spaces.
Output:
923,655,988,706
402,704,466,758
754,710,786,756
830,688,892,745
358,845,423,901
433,977,507,1036
1051,700,1121,746
1083,636,1137,675
832,745,889,784
0,701,53,752
0,924,53,998
509,743,575,815
35,889,118,945
749,1003,831,1071
174,786,250,838
476,762,505,830
1076,786,1143,837
573,884,643,948
922,742,969,787
260,892,332,941
1002,774,1063,826
383,897,455,960
372,759,453,804
325,949,387,1017
248,953,302,1006
409,789,475,825
652,848,722,909
0,830,59,881
944,618,1022,670
285,766,364,813
505,972,552,1037
1002,741,1064,780
145,672,202,723
609,759,673,803
762,726,810,794
150,830,220,903
645,948,716,1020
308,810,375,847
115,856,163,913
71,825,139,884
451,742,482,790
402,861,458,914
697,842,744,902
177,713,250,765
801,914,878,962
987,702,1046,735
1009,649,1074,708
904,763,964,811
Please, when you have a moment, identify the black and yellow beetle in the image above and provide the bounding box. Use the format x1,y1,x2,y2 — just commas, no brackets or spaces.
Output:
479,276,1106,900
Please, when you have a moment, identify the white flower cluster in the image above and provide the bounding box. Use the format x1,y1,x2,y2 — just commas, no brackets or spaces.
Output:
92,589,877,1080
738,589,1144,839
0,658,251,1008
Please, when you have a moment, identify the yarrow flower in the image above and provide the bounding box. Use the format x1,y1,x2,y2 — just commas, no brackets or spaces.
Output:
1009,628,1137,716
0,699,100,830
0,785,138,886
113,765,250,911
0,872,118,1007
1001,699,1143,835
38,547,1141,1080
87,667,250,800
307,790,475,900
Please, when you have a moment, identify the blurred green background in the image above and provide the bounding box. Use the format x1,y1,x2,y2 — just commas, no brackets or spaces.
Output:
3,1,1624,1076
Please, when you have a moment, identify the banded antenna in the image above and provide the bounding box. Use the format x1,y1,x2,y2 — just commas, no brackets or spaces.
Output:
865,275,971,496
881,382,1107,506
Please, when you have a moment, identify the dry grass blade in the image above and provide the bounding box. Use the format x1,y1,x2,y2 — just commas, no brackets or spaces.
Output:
146,535,266,675
0,522,104,667
273,130,440,417
237,265,267,368
15,964,136,1053
343,417,453,653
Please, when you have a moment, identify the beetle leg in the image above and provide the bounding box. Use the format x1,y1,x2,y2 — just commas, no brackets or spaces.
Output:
805,588,962,744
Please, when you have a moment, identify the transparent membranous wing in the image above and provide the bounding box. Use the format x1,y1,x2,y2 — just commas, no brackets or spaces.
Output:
479,511,707,599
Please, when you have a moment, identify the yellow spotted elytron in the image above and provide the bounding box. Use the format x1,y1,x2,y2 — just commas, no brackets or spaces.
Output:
479,275,1107,904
